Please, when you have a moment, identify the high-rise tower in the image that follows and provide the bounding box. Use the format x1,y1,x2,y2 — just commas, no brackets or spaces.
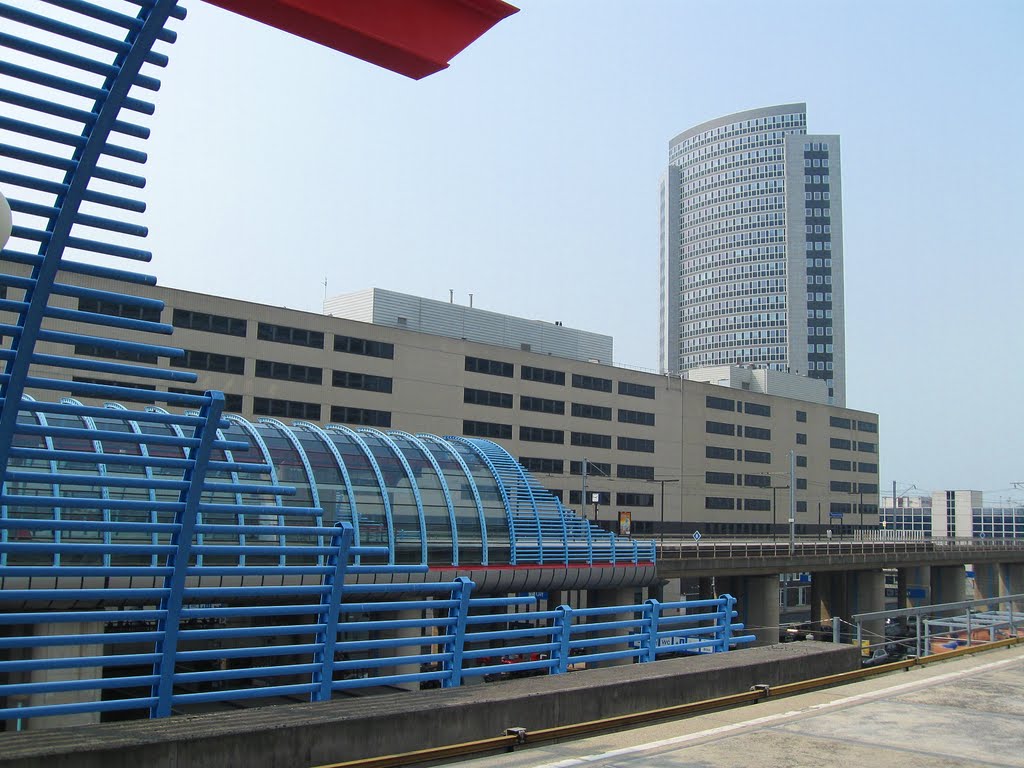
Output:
659,103,845,405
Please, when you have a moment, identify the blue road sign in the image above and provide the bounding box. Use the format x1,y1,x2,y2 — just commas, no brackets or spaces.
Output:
693,530,702,541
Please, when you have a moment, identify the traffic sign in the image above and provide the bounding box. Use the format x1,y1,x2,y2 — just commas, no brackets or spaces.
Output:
693,530,702,542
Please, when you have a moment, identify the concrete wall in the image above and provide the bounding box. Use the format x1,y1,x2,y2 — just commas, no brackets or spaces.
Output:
0,643,858,768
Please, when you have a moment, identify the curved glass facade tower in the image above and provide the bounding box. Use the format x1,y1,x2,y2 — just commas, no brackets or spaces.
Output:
659,103,846,405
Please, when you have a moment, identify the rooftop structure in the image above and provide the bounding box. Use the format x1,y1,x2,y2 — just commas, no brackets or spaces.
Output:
684,364,829,405
325,288,614,365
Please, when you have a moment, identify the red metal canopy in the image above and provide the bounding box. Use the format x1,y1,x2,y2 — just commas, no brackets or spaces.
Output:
203,0,519,79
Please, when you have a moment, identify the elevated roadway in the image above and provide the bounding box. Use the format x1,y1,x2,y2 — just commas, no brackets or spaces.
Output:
654,536,1024,578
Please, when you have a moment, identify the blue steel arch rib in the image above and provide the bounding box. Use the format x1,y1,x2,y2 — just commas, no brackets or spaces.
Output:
223,415,286,566
461,436,565,564
448,437,646,566
60,397,112,567
388,430,460,567
416,433,489,565
325,424,395,565
445,436,519,565
292,421,362,558
358,428,427,565
104,402,162,567
257,417,324,559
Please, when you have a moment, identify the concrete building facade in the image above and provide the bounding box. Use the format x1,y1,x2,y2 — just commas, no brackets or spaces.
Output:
20,274,880,538
881,491,1024,539
660,103,847,405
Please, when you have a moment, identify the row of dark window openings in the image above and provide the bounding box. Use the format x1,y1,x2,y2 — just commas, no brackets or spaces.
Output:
709,396,878,435
463,421,654,453
707,447,879,476
64,378,370,430
172,308,393,357
64,371,390,428
465,389,655,426
705,472,878,495
69,377,248,414
705,497,880,515
520,457,655,480
75,343,398,395
705,421,771,440
544,489,656,507
76,301,398,359
708,421,876,454
705,395,771,417
468,357,656,400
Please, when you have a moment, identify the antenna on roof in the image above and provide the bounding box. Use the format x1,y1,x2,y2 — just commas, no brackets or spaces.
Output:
322,277,327,305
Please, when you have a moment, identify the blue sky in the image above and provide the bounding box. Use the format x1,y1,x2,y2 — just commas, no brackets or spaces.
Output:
138,1,1024,503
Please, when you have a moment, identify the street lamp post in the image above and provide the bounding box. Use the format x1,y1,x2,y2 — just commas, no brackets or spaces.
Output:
859,486,864,539
655,478,680,546
769,482,789,541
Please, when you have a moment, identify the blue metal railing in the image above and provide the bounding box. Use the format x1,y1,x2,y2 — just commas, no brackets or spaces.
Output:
0,514,751,725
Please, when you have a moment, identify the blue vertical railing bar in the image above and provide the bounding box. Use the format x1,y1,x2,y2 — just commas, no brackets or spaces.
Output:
442,576,474,688
312,523,353,702
645,598,662,662
553,605,574,674
150,391,225,718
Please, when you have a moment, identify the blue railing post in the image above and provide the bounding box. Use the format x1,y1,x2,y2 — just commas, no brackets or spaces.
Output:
312,522,354,702
643,599,661,662
718,594,735,652
150,392,225,718
553,604,573,674
442,576,473,688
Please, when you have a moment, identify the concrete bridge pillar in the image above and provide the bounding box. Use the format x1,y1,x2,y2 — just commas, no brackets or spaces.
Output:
810,571,847,628
26,621,104,729
973,563,1001,600
931,565,967,606
897,566,930,609
998,563,1024,612
661,578,683,603
850,570,886,650
586,587,637,667
730,574,780,647
379,609,424,691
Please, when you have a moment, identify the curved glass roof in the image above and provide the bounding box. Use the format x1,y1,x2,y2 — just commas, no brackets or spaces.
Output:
2,404,652,568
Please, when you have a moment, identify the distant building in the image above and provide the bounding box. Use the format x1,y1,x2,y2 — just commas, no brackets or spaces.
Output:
660,103,846,405
881,491,1024,539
